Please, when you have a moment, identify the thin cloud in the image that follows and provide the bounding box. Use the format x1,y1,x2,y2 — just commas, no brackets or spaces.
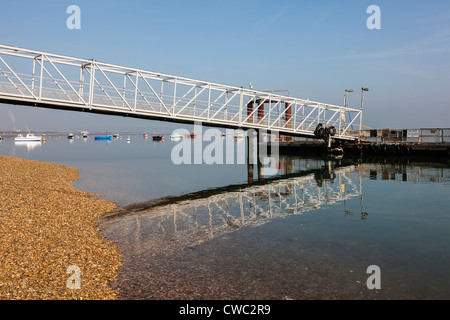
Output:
331,30,450,59
269,10,284,24
268,7,288,24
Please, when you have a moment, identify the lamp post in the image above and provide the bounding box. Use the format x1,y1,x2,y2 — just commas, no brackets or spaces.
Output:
360,87,369,142
342,89,353,135
344,89,354,108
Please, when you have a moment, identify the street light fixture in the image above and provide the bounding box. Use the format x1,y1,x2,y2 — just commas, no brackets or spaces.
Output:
341,89,354,134
359,87,369,142
344,89,354,108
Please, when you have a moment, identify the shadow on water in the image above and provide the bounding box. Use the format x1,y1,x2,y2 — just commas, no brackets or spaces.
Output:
99,155,450,300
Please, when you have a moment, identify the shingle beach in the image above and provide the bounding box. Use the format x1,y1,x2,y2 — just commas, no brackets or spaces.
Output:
0,156,121,299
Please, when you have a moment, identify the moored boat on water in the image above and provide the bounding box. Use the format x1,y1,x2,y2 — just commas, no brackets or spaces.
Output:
152,134,164,141
170,133,183,140
94,135,112,141
15,134,42,142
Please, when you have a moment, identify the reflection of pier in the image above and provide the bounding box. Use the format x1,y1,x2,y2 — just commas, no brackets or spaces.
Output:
101,159,365,253
361,162,450,183
100,159,450,255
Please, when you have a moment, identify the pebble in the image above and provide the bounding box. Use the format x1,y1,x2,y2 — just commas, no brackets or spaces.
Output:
0,156,122,299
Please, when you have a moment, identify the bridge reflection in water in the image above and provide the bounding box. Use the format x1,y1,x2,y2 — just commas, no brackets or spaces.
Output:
101,157,450,256
102,157,370,254
98,157,450,299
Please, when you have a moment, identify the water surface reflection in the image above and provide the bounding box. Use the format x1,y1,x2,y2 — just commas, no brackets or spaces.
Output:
100,158,450,300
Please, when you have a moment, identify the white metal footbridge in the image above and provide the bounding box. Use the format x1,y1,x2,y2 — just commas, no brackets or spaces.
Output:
0,44,362,140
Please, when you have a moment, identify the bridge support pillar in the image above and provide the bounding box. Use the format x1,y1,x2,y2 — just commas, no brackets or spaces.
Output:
247,162,254,183
247,128,267,182
247,129,257,183
257,129,264,180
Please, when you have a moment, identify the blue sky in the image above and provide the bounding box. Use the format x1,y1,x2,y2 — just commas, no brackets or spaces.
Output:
0,0,449,131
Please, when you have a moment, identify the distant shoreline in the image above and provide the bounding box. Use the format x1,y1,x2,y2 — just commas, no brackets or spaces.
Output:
0,155,122,299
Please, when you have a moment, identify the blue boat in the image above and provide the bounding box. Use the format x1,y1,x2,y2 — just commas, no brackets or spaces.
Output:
94,135,112,141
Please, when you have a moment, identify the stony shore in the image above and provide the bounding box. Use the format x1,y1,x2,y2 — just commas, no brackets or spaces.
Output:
0,155,122,299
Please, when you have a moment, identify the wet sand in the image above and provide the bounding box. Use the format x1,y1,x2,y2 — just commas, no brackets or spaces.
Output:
0,155,121,299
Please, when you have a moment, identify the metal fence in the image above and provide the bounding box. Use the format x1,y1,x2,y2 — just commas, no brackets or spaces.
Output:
360,128,450,144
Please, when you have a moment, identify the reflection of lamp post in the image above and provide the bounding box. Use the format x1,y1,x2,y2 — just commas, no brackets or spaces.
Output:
359,167,368,220
360,87,369,142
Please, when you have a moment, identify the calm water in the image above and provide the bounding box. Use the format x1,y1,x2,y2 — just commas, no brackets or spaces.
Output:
1,134,449,299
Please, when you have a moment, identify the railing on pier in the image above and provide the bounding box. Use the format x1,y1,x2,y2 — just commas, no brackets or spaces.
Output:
360,128,450,144
0,44,362,141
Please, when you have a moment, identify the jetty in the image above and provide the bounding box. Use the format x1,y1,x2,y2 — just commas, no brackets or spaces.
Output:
271,128,450,157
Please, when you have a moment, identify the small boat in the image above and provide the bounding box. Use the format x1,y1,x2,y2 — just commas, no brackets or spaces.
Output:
68,133,74,139
189,133,197,139
15,134,42,142
113,133,119,139
152,134,164,141
127,136,131,143
94,135,112,141
170,133,183,141
0,136,3,140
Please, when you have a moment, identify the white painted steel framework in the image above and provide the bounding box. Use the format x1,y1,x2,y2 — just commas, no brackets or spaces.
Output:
0,44,362,140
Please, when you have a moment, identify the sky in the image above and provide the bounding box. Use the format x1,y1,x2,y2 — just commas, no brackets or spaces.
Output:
0,0,449,131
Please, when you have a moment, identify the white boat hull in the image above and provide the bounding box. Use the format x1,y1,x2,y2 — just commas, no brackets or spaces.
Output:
15,134,42,142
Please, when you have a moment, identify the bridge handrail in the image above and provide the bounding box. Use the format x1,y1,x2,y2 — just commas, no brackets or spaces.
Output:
0,44,362,140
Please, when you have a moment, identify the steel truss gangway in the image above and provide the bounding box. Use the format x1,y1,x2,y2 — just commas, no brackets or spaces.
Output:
0,44,362,140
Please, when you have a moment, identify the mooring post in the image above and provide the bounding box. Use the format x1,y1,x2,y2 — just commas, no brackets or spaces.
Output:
258,129,264,180
247,161,254,183
247,129,258,183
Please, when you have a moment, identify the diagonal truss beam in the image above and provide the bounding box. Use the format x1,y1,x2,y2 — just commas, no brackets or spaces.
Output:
0,44,363,141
